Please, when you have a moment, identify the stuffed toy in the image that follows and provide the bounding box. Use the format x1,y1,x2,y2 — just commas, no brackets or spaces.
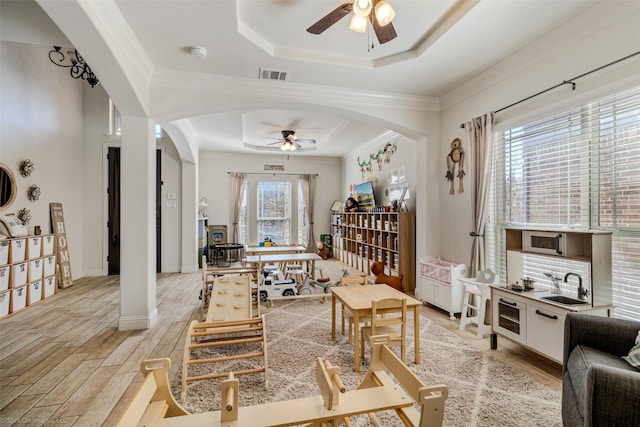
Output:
316,241,330,260
371,261,404,293
344,197,359,212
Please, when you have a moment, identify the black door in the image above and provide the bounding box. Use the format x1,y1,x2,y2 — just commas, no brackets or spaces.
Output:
107,147,121,275
108,147,162,274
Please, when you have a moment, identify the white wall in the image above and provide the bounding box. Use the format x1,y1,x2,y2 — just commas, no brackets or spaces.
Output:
198,151,341,246
1,41,86,279
1,40,185,276
341,134,417,212
437,2,640,266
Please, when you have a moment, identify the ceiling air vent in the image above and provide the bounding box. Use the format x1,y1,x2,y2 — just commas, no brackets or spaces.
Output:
258,68,288,81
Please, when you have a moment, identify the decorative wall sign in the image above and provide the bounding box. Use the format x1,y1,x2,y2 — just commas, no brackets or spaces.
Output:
50,202,73,288
357,141,397,179
18,159,35,177
27,184,41,202
264,164,285,171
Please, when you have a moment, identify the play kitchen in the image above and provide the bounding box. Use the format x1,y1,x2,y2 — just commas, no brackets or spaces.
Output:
490,227,614,363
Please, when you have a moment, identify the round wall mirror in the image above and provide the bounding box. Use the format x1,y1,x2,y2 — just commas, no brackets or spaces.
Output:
0,163,18,211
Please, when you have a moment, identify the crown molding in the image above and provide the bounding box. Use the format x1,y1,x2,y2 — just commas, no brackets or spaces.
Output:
152,70,440,113
79,0,154,85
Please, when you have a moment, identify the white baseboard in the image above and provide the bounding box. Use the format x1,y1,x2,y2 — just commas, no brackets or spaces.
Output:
181,264,198,273
118,308,158,331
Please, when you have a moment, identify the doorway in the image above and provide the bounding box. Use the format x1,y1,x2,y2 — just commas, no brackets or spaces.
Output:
107,147,162,274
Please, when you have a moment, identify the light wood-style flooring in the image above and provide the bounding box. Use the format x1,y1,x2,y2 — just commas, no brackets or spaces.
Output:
0,260,561,426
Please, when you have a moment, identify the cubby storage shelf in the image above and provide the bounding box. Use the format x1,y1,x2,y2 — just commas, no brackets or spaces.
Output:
330,211,415,291
0,235,57,320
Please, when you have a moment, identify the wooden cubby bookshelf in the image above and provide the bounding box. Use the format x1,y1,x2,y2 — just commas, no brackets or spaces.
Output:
331,211,415,292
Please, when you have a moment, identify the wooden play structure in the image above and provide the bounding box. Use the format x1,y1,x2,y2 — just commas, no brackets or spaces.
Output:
200,257,259,321
120,336,448,427
114,358,187,427
183,271,268,403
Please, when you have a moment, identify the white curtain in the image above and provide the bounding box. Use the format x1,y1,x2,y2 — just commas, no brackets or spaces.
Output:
229,172,246,243
299,174,316,252
466,112,495,277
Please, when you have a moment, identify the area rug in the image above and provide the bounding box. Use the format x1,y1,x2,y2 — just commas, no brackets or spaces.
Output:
171,299,561,427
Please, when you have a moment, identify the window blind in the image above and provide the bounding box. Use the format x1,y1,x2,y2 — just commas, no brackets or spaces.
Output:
488,85,640,321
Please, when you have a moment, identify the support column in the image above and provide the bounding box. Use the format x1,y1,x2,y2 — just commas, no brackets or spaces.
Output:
181,161,198,273
118,116,158,331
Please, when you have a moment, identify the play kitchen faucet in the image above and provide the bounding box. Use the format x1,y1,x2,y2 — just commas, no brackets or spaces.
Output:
544,272,562,294
564,272,590,300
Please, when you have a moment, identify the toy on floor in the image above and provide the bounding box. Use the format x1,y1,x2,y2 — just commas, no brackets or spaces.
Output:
316,241,330,260
259,266,315,302
371,261,404,292
299,271,334,294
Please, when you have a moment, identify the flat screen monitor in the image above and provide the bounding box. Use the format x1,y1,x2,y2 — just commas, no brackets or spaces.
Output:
355,181,376,210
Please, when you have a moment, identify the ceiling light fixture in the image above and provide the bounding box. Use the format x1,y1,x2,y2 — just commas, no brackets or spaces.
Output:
349,14,368,33
374,0,396,26
352,0,372,17
280,140,297,152
48,46,100,88
347,0,396,34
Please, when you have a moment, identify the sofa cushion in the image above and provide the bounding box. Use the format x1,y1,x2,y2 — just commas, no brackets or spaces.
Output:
622,331,640,369
566,344,639,420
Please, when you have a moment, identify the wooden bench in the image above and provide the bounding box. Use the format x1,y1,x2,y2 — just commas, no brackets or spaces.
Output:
266,292,328,307
114,358,188,426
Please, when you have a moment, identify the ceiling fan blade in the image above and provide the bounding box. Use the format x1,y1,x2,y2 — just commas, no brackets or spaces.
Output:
267,140,285,145
295,138,316,144
307,3,353,34
370,15,397,44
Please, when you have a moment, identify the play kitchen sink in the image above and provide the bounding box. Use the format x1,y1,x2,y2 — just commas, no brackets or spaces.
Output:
491,228,614,363
541,295,589,305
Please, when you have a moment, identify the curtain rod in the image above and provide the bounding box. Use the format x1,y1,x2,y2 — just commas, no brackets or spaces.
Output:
459,50,640,128
227,172,318,176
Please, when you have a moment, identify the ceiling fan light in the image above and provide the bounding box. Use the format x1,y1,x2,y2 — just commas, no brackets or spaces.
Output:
281,140,296,152
349,14,368,33
352,0,371,17
375,0,395,26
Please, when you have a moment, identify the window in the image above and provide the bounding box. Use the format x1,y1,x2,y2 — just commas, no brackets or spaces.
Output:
109,99,162,138
257,179,291,244
488,85,640,321
238,176,307,246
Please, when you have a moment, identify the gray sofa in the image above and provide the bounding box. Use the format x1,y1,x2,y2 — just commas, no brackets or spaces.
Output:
562,313,640,427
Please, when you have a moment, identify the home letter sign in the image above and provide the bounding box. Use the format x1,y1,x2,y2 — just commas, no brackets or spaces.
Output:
50,202,73,288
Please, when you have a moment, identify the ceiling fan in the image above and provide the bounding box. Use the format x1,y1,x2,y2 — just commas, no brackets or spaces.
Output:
307,0,397,44
265,130,317,152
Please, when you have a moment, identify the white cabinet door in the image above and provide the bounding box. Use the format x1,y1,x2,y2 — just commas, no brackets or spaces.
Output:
434,282,452,310
419,276,435,303
492,291,527,345
526,302,566,363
